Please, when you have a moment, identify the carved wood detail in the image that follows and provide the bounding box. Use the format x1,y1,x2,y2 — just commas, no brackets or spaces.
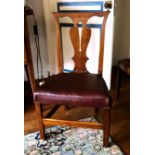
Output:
70,25,91,71
53,11,110,73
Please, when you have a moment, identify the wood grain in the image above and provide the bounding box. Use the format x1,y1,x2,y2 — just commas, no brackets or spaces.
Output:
53,11,110,73
55,18,63,73
70,26,91,71
103,108,111,147
43,118,103,129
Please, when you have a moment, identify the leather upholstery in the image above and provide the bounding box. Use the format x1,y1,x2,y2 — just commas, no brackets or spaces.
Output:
34,72,112,108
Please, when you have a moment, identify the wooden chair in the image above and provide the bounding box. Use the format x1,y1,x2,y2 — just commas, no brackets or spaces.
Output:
116,58,130,99
33,11,112,147
24,7,36,97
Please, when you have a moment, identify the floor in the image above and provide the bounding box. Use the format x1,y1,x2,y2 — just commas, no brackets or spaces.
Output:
24,68,130,155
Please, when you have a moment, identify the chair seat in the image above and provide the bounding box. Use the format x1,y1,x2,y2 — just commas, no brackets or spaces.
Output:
34,72,112,108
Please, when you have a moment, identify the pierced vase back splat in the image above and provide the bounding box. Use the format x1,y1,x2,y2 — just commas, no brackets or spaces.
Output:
53,11,110,74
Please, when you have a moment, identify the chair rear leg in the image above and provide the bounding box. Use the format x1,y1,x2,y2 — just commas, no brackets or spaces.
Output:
95,108,99,119
103,108,111,147
95,108,103,123
116,64,121,99
34,102,45,139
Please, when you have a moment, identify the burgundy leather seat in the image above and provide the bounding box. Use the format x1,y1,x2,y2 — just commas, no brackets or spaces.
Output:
34,72,112,108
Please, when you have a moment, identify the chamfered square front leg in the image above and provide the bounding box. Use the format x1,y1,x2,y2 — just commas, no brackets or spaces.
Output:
34,102,45,139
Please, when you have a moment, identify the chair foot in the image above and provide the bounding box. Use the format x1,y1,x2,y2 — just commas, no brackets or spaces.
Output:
40,131,45,140
34,102,45,140
103,108,111,147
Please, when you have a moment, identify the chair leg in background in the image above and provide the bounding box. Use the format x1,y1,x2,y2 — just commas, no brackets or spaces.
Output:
103,108,111,147
64,105,71,110
95,108,103,122
116,64,121,99
34,102,45,139
95,108,99,119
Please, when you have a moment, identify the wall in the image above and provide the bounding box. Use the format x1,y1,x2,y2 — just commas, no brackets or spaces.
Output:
24,0,51,80
112,0,130,65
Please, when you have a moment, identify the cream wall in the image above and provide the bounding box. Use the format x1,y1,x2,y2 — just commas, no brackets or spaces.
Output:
24,0,51,80
112,0,130,65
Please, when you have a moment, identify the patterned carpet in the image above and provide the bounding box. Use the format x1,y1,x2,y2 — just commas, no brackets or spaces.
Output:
24,117,124,155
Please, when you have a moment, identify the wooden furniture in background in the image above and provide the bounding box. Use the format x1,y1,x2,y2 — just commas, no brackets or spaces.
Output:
104,1,112,9
116,58,130,99
33,11,112,147
24,7,36,93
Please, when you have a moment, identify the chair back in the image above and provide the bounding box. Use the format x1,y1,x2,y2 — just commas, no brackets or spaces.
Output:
53,11,110,74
